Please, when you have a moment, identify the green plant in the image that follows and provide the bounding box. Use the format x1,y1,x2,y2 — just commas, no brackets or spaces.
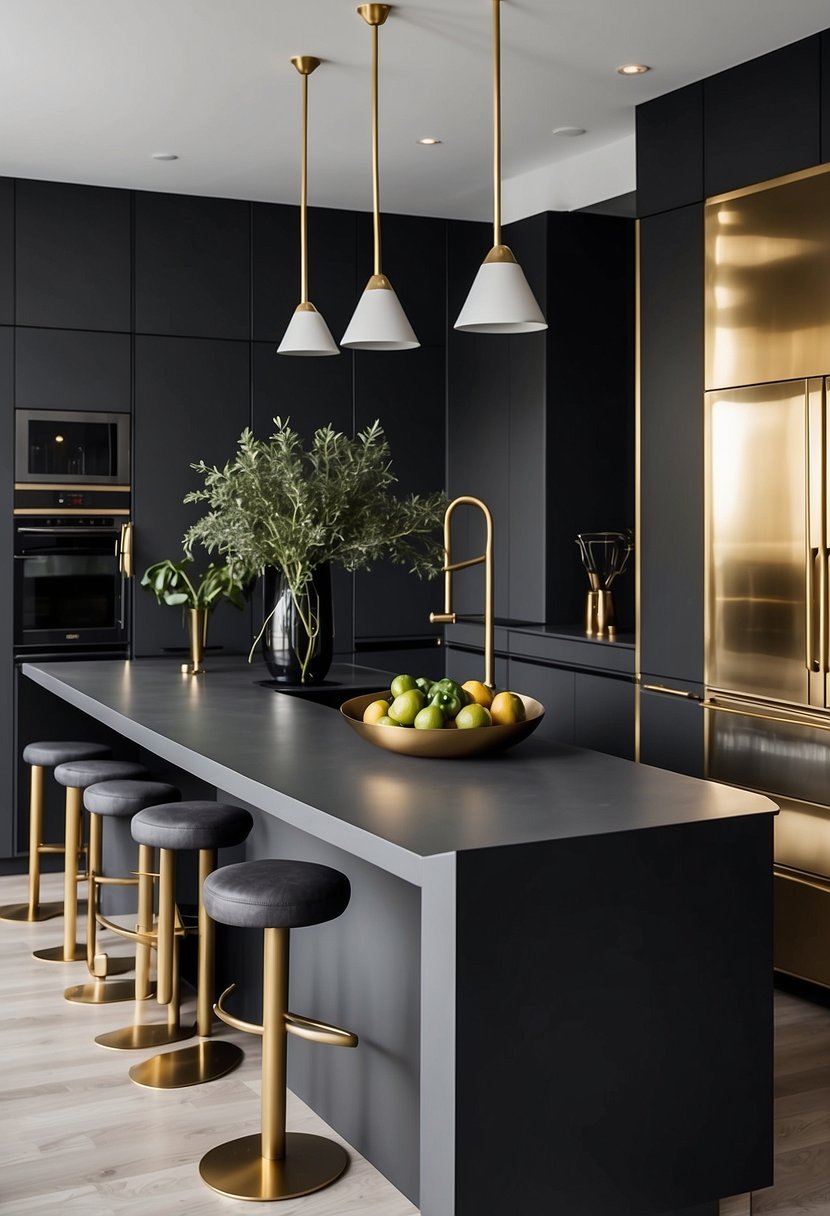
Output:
183,418,447,681
140,557,252,612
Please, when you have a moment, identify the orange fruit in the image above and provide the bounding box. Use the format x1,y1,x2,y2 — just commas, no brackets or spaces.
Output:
455,704,492,729
363,698,392,725
461,680,494,709
490,691,526,725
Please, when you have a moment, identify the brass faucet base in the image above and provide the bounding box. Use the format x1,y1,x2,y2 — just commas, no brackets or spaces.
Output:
64,977,150,1005
200,1131,349,1201
32,942,85,963
0,900,62,922
129,1039,243,1090
95,1021,196,1052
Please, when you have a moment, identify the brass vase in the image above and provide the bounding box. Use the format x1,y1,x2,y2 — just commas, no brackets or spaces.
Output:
182,608,209,675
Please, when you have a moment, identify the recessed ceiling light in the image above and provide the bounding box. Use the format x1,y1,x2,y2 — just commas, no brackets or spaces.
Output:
417,138,442,145
617,63,650,75
151,152,179,161
552,126,586,137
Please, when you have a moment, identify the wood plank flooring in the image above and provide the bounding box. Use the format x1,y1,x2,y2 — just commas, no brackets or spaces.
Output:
4,872,830,1215
0,873,418,1215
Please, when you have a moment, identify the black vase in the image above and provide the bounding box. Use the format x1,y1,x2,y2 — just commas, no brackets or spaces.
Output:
261,566,334,684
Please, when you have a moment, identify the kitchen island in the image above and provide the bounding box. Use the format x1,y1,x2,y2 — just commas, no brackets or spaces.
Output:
23,658,776,1216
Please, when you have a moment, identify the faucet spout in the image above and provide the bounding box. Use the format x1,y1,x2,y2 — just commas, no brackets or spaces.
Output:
429,495,495,689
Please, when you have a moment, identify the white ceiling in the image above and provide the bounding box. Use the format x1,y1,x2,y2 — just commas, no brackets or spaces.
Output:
0,0,829,221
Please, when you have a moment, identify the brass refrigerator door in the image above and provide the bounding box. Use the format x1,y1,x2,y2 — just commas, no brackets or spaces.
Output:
707,381,813,705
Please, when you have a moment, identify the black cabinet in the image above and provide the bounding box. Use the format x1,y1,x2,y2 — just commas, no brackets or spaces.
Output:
134,193,250,340
133,336,252,657
639,205,704,686
15,328,131,412
823,32,830,165
447,646,509,694
639,685,704,778
573,672,634,760
15,180,131,332
0,179,12,326
507,658,575,746
252,203,357,346
704,36,821,198
0,328,12,856
636,82,704,216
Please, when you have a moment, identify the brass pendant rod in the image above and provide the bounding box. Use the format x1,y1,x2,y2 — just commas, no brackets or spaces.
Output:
371,21,382,276
300,70,309,302
492,0,502,249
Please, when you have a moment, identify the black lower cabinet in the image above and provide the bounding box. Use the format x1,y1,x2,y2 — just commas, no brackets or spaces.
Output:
639,685,705,778
507,658,575,746
446,647,508,693
133,335,252,658
573,672,635,760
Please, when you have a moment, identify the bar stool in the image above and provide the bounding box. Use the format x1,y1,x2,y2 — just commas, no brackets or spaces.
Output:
115,800,253,1088
0,741,111,924
33,758,148,964
64,779,182,1006
199,858,357,1202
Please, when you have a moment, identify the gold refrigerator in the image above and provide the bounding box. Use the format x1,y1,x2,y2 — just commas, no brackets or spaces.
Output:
705,164,830,988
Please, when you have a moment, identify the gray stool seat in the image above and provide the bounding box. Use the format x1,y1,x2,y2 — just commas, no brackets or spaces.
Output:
203,859,351,929
54,759,148,789
131,801,254,852
84,780,181,819
23,740,111,768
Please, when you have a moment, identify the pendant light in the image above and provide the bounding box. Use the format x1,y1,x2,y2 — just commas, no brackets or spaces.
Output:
454,0,547,334
341,4,419,351
278,56,340,357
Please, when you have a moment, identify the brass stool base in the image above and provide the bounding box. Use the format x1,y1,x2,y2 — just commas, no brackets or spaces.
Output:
0,901,62,923
32,943,85,963
199,1132,349,1201
64,978,154,1005
95,1021,196,1051
129,1039,243,1090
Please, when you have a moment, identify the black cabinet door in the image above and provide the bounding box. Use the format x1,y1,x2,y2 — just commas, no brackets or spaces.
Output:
0,179,12,326
636,83,704,216
353,344,446,642
134,193,250,340
639,686,704,778
447,646,509,693
507,658,575,746
15,180,131,332
133,336,251,657
704,36,821,198
15,328,131,412
0,327,12,856
640,205,704,685
573,672,634,761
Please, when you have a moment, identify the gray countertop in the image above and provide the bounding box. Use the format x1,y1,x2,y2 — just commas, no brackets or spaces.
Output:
22,658,775,885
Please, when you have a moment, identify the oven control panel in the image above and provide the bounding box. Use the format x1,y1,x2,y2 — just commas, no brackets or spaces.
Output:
13,484,131,515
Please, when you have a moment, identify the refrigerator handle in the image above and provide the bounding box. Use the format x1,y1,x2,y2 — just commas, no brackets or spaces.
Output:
807,548,820,672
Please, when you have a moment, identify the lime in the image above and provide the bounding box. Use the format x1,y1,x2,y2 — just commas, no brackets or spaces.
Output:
376,715,401,727
388,688,426,726
390,674,418,698
414,704,445,730
363,698,392,725
455,703,492,729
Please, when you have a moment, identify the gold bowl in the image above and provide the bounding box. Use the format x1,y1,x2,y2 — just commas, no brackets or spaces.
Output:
339,692,545,759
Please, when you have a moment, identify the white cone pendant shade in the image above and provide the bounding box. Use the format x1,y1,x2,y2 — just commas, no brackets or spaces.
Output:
341,274,419,350
342,4,419,352
454,1,547,335
278,303,340,356
278,55,340,357
454,247,546,333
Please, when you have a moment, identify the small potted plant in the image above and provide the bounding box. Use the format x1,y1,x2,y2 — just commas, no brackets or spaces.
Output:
140,555,253,674
183,418,447,684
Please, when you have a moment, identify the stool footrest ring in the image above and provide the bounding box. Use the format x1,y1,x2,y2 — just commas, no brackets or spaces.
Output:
214,984,358,1048
214,983,263,1036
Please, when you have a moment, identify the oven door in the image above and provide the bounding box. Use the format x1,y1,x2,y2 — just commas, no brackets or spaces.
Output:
14,525,129,653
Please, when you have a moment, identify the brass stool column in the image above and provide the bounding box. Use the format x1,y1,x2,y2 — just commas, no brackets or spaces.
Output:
199,858,357,1202
33,759,148,963
0,741,111,924
64,779,181,1005
124,800,254,1088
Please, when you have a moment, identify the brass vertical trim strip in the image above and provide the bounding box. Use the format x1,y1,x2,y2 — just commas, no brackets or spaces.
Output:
492,0,501,248
634,218,641,763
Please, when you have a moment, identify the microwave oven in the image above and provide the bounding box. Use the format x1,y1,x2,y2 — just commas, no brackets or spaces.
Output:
15,409,131,486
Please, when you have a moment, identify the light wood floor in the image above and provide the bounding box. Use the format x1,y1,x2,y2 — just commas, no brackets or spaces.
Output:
4,873,830,1215
0,872,418,1215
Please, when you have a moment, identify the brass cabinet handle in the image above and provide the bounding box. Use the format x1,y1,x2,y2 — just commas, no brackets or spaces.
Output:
703,697,830,732
641,684,702,701
118,522,134,577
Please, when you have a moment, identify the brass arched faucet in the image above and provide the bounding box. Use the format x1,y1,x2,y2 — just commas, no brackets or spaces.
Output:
429,496,495,689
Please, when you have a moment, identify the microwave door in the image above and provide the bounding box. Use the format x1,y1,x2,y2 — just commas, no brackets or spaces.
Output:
707,381,815,706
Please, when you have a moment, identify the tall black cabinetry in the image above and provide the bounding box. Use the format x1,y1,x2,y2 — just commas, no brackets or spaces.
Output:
0,327,13,857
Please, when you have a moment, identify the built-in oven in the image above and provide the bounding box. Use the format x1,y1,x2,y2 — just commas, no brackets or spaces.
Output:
15,409,130,486
13,515,133,656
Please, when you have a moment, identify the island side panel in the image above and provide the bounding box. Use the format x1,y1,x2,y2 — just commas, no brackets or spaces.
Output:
218,793,423,1207
454,815,773,1216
